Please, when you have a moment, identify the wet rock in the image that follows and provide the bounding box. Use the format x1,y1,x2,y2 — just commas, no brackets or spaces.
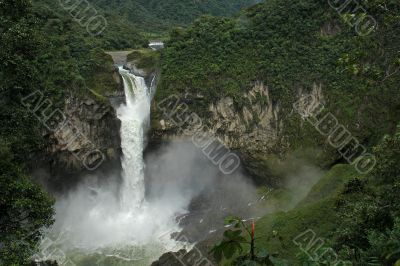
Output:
151,250,187,266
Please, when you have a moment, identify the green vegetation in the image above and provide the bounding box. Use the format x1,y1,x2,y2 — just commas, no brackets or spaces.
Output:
297,164,359,206
211,216,289,265
334,125,400,265
31,1,123,99
84,49,119,98
127,49,161,74
0,0,263,263
32,0,148,50
251,165,357,265
215,127,400,265
1,0,399,264
0,0,55,264
33,0,258,44
158,0,400,146
155,2,400,263
0,0,123,263
0,144,54,265
91,0,258,33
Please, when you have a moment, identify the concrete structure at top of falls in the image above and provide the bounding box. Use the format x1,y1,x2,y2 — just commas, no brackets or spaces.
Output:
149,41,164,50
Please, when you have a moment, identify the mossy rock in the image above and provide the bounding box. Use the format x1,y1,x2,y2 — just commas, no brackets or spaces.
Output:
83,49,120,98
127,49,160,74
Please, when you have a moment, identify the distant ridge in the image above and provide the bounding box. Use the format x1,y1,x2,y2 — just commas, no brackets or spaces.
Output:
91,0,259,32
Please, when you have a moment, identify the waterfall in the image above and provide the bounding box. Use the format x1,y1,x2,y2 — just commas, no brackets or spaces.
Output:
118,67,150,210
38,66,186,265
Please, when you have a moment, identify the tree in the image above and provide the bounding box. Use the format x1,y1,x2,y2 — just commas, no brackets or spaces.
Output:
211,216,288,265
0,0,55,264
0,143,54,265
335,124,400,265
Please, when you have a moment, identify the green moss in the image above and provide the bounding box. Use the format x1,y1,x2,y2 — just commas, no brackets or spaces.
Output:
297,164,359,207
127,49,160,74
256,186,295,212
255,198,338,265
88,89,107,102
83,50,119,98
252,164,359,264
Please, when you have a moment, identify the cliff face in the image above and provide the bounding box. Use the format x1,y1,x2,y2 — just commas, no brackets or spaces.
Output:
207,82,282,153
35,53,125,187
44,92,121,176
151,82,325,184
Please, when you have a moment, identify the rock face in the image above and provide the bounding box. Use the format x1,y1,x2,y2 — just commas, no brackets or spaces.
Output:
105,51,133,66
154,82,323,153
150,250,186,266
149,83,325,265
151,245,215,266
151,82,325,186
207,82,282,153
44,92,121,179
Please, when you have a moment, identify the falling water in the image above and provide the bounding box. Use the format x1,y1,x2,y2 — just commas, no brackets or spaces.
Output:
118,67,150,210
38,67,186,265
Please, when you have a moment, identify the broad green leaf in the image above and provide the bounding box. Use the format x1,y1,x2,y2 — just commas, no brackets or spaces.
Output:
257,249,269,259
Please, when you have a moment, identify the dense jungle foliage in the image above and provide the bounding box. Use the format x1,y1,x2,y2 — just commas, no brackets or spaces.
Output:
1,0,399,265
32,0,148,50
240,127,400,265
0,0,259,264
158,0,400,145
156,0,400,265
0,0,55,264
91,0,259,32
0,0,125,264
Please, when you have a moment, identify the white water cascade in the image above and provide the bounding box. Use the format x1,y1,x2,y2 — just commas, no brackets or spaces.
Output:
39,67,186,265
118,67,150,210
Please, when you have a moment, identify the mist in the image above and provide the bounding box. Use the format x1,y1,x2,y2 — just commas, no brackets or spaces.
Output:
42,138,258,262
258,151,325,212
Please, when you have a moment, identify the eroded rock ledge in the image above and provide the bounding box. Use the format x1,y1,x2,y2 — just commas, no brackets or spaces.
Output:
45,92,121,174
151,82,325,186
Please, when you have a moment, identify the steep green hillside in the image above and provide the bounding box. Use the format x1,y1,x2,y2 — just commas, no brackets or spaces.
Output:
0,1,56,264
155,0,400,264
251,126,400,265
253,165,358,264
92,0,259,32
157,0,400,159
214,127,400,265
32,0,258,46
32,0,148,50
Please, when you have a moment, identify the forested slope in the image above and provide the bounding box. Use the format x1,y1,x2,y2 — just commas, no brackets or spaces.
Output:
2,0,399,264
1,0,263,263
32,0,148,50
157,0,400,156
91,0,259,32
1,0,132,263
155,0,400,264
